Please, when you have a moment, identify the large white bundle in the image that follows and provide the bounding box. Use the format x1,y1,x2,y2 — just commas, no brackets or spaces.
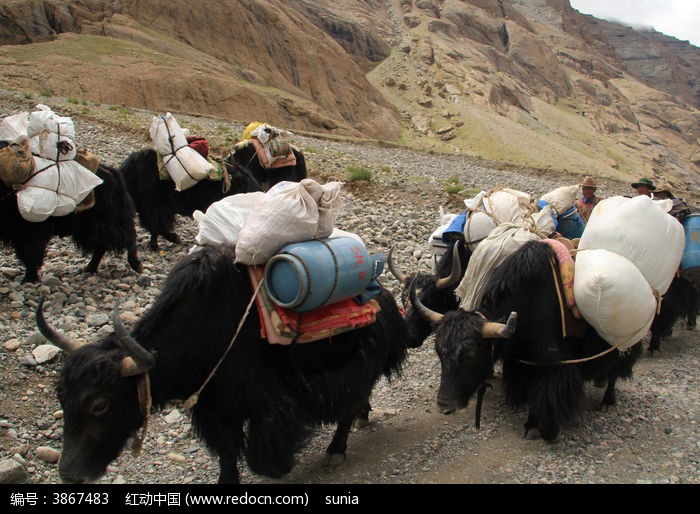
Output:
0,112,30,142
16,158,103,222
191,191,266,250
463,211,497,246
149,113,213,191
235,179,344,265
27,105,77,161
540,185,578,214
481,188,531,224
456,222,542,311
574,249,657,350
579,195,684,295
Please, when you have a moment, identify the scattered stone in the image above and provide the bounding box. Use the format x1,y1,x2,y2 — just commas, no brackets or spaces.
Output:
4,339,21,351
0,459,27,484
32,345,61,364
35,446,61,464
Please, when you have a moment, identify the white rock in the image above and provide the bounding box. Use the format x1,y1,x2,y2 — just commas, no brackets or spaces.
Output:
164,409,183,424
31,344,61,364
35,446,61,463
4,339,21,351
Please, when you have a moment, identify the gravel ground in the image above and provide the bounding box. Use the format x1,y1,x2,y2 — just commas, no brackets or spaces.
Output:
1,91,698,486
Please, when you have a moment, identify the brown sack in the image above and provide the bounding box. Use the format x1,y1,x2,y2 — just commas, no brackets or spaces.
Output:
0,139,34,186
75,148,100,173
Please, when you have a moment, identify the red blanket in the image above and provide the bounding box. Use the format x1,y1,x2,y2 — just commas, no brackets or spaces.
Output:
248,266,379,344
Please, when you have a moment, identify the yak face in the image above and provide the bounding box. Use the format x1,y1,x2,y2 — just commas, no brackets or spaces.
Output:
433,311,494,414
56,339,145,483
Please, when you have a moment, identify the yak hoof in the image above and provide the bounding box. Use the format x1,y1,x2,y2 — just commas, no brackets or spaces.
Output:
353,416,370,430
323,452,346,470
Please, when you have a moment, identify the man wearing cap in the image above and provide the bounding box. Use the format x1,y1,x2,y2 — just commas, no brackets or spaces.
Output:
575,176,601,224
653,182,692,223
631,177,656,197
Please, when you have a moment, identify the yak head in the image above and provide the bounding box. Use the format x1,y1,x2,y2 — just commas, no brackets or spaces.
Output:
387,243,464,348
408,279,516,414
36,298,155,484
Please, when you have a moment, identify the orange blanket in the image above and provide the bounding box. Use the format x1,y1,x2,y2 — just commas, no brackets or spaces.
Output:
248,266,379,344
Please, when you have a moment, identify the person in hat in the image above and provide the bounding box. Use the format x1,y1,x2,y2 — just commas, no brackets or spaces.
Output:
653,182,692,223
575,176,601,224
631,177,656,197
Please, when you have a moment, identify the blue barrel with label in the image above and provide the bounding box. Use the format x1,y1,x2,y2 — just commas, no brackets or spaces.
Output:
264,236,384,312
556,206,585,239
681,213,700,284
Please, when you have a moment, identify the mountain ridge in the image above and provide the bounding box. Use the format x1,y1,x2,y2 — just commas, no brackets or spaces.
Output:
1,0,698,194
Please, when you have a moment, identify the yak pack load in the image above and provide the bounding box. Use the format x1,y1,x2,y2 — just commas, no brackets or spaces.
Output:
238,121,297,169
0,105,103,222
574,194,685,349
149,112,216,191
190,178,384,343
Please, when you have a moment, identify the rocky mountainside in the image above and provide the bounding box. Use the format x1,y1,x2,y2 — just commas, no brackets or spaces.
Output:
1,0,699,195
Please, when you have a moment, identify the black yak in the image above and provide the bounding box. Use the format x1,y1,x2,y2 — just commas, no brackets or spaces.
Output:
120,148,263,250
0,158,142,283
225,137,307,190
411,239,642,442
37,244,409,484
648,275,700,355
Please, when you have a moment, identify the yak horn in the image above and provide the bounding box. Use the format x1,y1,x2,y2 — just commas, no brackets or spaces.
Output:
435,242,463,290
112,300,155,375
481,311,518,339
35,297,85,352
409,277,444,325
387,245,407,284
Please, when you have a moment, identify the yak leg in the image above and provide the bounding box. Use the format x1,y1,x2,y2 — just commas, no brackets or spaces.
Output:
14,231,52,283
523,411,539,439
601,375,617,407
148,232,160,251
647,333,661,356
127,243,143,273
217,454,240,485
353,400,372,429
84,247,106,274
324,414,355,468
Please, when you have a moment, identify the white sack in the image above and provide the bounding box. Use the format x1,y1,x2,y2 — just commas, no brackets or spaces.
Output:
579,195,684,295
540,185,578,214
456,222,542,311
481,188,531,224
235,179,343,265
191,191,266,249
27,106,77,161
428,207,459,273
149,113,213,191
463,211,497,244
0,112,30,142
574,249,657,350
16,158,103,222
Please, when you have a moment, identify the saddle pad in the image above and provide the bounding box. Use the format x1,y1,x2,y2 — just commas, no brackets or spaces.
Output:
248,266,379,344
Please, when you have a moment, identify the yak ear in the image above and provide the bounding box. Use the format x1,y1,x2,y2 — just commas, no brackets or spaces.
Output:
35,297,86,352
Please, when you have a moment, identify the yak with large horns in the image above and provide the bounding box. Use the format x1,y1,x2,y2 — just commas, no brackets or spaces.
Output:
37,244,409,484
410,239,642,441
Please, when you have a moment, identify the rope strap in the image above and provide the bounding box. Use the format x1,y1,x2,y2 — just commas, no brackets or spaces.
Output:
183,279,264,410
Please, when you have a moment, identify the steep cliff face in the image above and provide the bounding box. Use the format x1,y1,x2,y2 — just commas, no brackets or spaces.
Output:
0,0,698,191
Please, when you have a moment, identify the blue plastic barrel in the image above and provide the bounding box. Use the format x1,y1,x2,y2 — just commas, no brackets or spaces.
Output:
263,237,384,312
556,206,585,239
681,213,700,284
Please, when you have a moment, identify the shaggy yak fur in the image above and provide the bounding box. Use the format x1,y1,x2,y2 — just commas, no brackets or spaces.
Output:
648,275,699,355
120,148,263,250
414,240,642,442
0,159,142,283
38,244,409,484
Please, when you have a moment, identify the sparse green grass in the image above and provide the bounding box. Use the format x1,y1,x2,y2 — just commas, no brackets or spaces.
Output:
22,92,33,100
39,88,52,97
444,175,466,194
345,165,373,182
67,97,79,104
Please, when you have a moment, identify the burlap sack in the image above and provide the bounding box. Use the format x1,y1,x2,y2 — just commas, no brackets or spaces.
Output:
0,139,34,186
